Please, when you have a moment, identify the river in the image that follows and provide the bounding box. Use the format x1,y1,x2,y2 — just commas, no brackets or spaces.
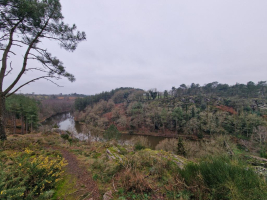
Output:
42,112,167,149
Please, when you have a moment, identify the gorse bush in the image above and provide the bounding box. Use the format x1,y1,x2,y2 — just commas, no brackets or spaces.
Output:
0,148,67,199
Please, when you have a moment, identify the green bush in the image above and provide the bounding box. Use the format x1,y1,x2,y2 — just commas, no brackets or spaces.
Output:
180,156,267,200
131,136,150,151
104,125,121,141
134,143,146,151
0,149,67,199
260,147,267,159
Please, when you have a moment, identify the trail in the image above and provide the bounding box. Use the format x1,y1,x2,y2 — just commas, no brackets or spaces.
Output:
58,148,100,200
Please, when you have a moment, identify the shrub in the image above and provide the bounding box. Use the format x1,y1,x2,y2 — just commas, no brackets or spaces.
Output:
180,156,267,200
155,138,177,153
131,136,150,151
119,169,152,193
0,148,67,199
183,135,230,158
177,138,186,157
134,143,146,151
104,124,121,141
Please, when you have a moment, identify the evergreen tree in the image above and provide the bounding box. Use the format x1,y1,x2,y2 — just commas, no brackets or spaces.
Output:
103,124,121,141
177,137,186,157
0,0,86,140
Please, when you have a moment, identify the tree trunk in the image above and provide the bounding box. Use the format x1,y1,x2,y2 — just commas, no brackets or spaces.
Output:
25,118,27,134
13,114,16,134
21,115,24,134
0,95,6,140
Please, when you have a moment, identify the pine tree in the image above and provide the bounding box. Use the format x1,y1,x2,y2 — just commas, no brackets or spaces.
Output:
177,137,186,157
0,0,86,140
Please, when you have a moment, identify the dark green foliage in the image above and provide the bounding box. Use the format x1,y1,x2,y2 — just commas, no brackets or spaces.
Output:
6,94,39,129
103,124,121,141
53,124,59,128
260,146,267,159
149,90,158,100
177,137,186,157
180,156,267,200
134,143,146,151
164,90,168,98
60,133,69,141
0,163,26,199
0,150,66,199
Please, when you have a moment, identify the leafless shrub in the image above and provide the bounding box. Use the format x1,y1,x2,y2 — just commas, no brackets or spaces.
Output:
155,138,178,153
119,169,152,193
184,135,230,158
130,136,150,148
252,126,267,145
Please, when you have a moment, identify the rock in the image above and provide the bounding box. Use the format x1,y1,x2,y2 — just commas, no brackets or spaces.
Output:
103,190,112,200
106,149,123,162
106,149,116,160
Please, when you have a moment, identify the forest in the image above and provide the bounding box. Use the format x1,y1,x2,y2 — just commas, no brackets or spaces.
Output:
4,95,75,135
74,81,267,143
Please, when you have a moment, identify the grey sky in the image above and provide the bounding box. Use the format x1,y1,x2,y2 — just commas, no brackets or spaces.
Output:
3,0,267,95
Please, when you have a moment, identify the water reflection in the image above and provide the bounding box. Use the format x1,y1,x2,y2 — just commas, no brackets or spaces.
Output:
43,112,167,149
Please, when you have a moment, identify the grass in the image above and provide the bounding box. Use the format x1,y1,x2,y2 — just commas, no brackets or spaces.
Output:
179,156,267,200
52,174,78,200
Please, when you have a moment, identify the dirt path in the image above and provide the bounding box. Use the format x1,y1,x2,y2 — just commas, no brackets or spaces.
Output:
57,148,101,200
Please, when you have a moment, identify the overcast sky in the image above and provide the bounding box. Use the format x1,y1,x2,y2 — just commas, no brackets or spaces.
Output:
3,0,267,95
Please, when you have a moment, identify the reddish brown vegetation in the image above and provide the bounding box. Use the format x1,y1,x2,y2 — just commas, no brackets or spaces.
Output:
216,105,237,115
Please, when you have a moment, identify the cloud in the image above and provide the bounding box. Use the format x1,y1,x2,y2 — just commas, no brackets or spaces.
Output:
4,0,267,95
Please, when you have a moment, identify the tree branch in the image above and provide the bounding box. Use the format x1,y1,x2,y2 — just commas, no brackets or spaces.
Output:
4,61,13,77
25,67,47,73
43,77,63,87
0,33,9,40
6,75,55,97
0,18,24,89
40,35,65,45
3,17,51,96
33,49,59,74
12,43,22,48
0,49,16,55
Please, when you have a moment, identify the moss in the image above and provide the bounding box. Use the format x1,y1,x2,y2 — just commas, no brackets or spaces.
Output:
117,146,128,155
52,174,78,200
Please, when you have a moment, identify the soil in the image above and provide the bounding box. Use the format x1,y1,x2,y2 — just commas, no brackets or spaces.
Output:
56,148,101,200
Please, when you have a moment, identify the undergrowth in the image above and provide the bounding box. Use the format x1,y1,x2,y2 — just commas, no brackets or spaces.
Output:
0,135,67,200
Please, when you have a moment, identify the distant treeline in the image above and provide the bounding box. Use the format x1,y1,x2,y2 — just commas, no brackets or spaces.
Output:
75,87,144,111
75,81,267,111
165,81,267,98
